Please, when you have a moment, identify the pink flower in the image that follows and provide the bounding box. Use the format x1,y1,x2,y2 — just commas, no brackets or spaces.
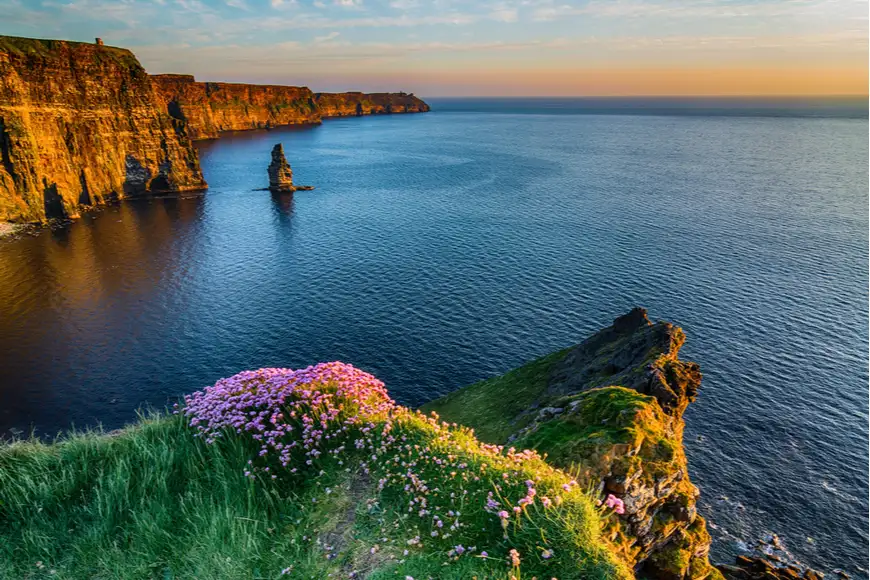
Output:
509,548,521,567
605,494,625,515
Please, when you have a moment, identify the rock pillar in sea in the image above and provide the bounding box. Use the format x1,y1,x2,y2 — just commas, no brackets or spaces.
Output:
268,144,294,192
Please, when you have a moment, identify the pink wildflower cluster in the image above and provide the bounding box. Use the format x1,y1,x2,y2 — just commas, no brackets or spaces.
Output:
179,362,587,576
181,362,395,477
605,493,626,515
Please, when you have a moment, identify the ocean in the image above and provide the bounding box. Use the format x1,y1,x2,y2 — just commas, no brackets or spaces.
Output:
0,97,866,574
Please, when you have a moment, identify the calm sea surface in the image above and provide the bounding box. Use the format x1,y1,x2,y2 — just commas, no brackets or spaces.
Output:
0,98,866,574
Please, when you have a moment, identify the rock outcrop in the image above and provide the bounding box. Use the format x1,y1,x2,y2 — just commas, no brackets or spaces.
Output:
522,308,718,580
425,308,722,580
0,36,206,223
268,144,293,192
151,75,321,140
719,536,828,580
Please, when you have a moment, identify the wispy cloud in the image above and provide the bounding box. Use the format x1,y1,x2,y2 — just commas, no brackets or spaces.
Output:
314,30,341,42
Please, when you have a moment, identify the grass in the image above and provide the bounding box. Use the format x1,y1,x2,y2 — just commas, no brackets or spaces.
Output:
0,413,335,579
514,387,676,474
421,348,570,443
0,364,633,580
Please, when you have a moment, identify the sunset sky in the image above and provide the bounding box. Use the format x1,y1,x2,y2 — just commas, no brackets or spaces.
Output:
1,0,867,95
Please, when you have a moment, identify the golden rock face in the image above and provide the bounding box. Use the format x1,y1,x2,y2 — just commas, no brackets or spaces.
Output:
0,36,206,223
0,36,430,223
150,75,431,138
150,75,322,140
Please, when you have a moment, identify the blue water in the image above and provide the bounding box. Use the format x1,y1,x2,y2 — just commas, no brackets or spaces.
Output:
0,98,866,575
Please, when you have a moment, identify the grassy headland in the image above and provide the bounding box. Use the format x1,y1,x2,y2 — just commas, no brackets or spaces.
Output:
1,364,630,580
1,309,719,580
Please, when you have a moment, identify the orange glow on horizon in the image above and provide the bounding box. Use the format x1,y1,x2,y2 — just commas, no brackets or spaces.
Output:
382,65,869,97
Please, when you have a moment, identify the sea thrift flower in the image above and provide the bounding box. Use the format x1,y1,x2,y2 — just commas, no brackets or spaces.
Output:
605,494,626,515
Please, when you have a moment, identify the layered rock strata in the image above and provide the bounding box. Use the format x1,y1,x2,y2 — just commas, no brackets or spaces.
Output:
0,35,429,223
314,91,430,117
151,76,430,140
0,36,206,223
151,74,320,140
268,144,293,192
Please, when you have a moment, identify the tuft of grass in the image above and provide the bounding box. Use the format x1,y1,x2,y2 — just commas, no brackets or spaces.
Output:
421,348,570,443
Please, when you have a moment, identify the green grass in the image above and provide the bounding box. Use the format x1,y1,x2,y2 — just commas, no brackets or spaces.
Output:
0,414,335,579
0,403,632,579
421,348,570,443
513,387,679,484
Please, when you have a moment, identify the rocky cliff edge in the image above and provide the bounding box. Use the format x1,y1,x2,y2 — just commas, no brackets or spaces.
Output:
0,36,206,223
424,308,722,580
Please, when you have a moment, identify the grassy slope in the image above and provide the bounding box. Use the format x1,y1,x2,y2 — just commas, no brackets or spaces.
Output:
420,348,570,443
0,414,336,579
0,408,630,579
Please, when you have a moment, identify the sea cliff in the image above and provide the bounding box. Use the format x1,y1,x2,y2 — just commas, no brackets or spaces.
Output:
0,36,206,223
150,74,321,140
150,75,430,140
0,35,430,223
314,91,430,118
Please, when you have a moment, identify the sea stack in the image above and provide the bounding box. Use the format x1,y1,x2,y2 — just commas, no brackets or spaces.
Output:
268,144,294,192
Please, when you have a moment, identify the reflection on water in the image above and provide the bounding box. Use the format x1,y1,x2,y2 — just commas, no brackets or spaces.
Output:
0,107,866,575
0,195,208,435
271,191,296,220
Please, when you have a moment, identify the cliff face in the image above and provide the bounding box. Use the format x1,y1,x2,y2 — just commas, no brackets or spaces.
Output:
151,74,320,140
314,91,430,117
151,76,431,140
0,36,206,223
424,308,722,580
0,35,430,223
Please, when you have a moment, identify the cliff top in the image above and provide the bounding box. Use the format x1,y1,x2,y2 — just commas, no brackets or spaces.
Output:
0,35,140,69
1,361,633,580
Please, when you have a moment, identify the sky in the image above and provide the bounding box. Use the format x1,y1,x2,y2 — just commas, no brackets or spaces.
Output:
1,0,867,96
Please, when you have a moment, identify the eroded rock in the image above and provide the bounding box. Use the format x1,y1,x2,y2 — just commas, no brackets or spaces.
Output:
268,144,294,192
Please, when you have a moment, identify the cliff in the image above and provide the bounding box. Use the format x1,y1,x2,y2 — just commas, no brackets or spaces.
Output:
0,36,430,223
0,36,206,223
151,75,430,140
424,308,722,580
314,91,430,117
150,74,320,140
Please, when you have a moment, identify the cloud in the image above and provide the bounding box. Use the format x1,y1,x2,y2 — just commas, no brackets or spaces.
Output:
489,8,518,22
314,30,341,42
532,0,870,21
